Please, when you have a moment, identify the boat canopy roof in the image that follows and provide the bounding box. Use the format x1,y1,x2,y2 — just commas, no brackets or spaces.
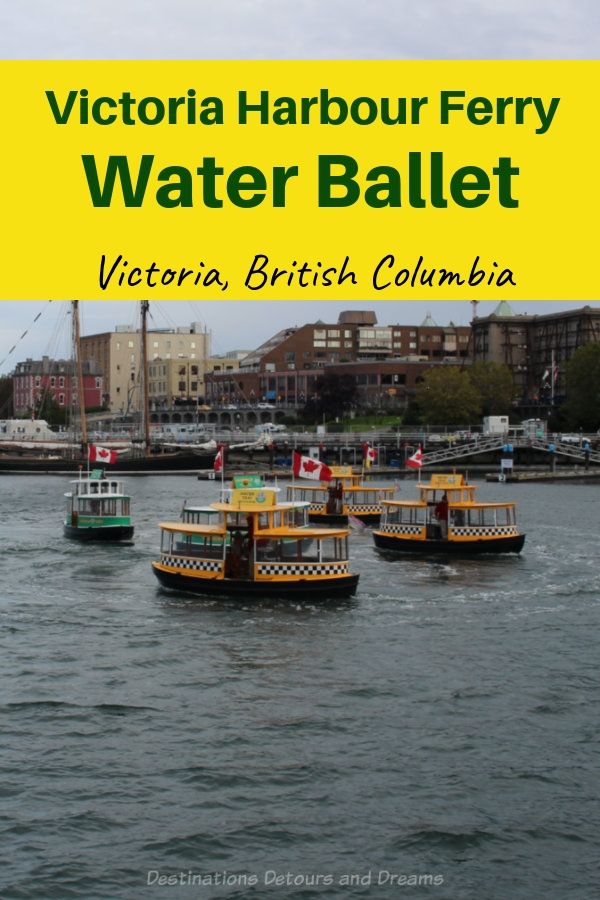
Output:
212,497,297,513
277,500,310,509
158,521,347,538
255,526,350,539
159,522,227,535
383,499,516,510
445,500,517,509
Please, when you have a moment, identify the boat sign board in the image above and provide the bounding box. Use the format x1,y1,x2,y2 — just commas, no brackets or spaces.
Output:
231,488,276,509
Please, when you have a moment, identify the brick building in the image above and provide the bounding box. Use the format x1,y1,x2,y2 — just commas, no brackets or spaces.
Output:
12,356,103,415
204,310,471,409
471,302,600,405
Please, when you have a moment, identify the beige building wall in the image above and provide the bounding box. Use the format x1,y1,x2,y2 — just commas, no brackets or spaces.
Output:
148,356,240,406
81,324,211,413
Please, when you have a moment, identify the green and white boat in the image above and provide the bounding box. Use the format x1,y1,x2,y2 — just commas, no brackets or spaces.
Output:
64,468,134,542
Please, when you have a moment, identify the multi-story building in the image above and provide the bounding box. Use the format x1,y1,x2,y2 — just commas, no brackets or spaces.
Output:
80,322,211,413
148,356,241,408
471,302,600,404
12,356,103,415
204,310,471,409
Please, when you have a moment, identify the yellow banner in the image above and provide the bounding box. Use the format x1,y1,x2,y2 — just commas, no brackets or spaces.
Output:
1,60,596,300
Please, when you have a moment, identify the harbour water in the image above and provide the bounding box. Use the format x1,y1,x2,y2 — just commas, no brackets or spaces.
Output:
1,474,599,899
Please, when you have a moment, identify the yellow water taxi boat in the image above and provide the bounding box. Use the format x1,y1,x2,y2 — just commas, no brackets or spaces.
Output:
286,465,396,526
152,475,359,598
373,473,525,555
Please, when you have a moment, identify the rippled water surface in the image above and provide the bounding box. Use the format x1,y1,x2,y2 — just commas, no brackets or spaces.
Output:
1,474,599,899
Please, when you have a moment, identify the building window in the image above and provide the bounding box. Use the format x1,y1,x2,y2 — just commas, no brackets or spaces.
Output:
58,393,65,405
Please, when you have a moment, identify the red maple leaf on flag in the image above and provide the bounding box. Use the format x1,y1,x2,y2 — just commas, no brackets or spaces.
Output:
301,458,321,473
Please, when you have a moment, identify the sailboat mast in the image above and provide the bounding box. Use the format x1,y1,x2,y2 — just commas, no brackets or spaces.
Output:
72,300,88,451
140,300,151,454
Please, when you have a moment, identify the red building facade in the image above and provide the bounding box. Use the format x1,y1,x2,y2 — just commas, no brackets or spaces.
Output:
12,356,103,416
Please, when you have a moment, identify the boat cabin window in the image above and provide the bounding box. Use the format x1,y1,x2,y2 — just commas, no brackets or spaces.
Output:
76,497,120,516
347,489,380,506
162,529,225,559
287,506,309,527
181,508,219,526
319,536,348,562
384,504,426,525
225,512,250,528
460,506,515,527
256,535,316,562
286,486,326,503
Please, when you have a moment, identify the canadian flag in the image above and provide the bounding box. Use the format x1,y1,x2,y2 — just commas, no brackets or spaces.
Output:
88,445,117,465
292,451,332,481
406,446,423,469
214,445,224,473
363,443,377,467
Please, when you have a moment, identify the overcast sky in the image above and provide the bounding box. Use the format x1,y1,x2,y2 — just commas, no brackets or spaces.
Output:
1,1,597,371
1,1,598,59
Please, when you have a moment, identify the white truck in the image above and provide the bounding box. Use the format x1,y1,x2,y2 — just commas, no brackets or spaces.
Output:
482,416,509,435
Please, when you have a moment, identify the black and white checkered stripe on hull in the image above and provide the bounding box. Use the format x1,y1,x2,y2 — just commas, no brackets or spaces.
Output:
257,562,349,576
162,555,223,572
348,505,382,514
452,526,519,537
380,524,423,535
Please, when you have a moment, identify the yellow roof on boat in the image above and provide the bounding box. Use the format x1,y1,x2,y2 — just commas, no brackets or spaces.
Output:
448,501,517,509
257,526,350,538
159,522,227,535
